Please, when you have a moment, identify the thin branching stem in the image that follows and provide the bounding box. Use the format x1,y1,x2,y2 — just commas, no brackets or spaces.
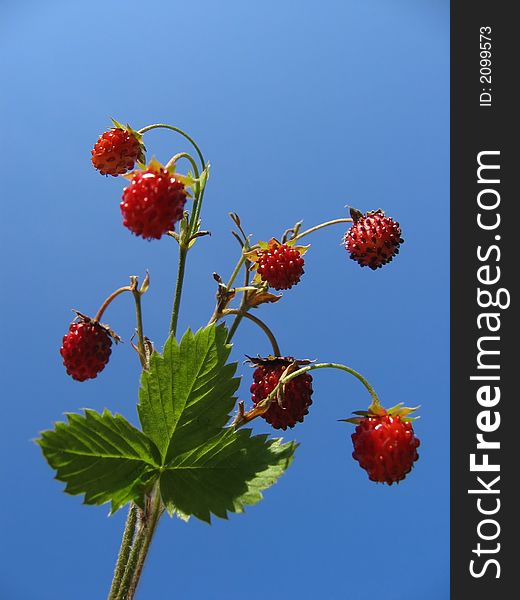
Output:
94,286,133,322
291,218,353,243
138,123,205,170
223,309,281,356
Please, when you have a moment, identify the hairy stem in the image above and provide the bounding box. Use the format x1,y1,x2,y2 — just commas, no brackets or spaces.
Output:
170,246,188,337
124,492,163,600
107,272,151,598
107,504,138,600
113,509,147,600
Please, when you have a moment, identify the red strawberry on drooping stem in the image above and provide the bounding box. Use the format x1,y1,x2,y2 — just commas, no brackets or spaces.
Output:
346,402,420,484
249,356,313,430
91,120,145,176
121,159,190,240
60,313,118,381
344,208,403,269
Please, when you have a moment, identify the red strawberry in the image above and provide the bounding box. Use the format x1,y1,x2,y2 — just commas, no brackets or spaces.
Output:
344,208,403,269
60,314,116,381
250,357,313,430
121,165,188,239
351,412,420,484
256,240,305,290
91,128,143,176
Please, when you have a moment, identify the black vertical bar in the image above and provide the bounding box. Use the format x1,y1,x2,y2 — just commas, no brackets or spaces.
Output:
451,2,515,598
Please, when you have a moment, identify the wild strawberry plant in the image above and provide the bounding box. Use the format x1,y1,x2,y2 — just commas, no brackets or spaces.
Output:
38,120,420,599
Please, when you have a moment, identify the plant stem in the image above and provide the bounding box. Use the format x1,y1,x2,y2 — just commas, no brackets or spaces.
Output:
225,255,251,343
131,288,147,370
188,184,203,238
225,255,247,289
94,286,133,322
137,124,205,170
138,125,208,237
113,509,146,600
223,309,281,356
291,218,353,243
140,127,206,339
107,504,138,600
235,361,381,428
124,491,163,600
165,152,200,178
170,245,188,337
106,128,206,599
191,184,206,236
165,152,201,231
282,362,380,407
225,314,243,343
106,272,150,598
206,249,249,327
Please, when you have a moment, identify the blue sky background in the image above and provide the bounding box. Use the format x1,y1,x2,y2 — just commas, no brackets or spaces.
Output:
0,1,449,598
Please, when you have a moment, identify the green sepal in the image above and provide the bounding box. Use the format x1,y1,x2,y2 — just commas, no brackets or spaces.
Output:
110,117,126,130
246,239,310,266
173,164,208,197
120,158,193,197
109,118,146,161
367,401,387,416
197,163,210,193
385,403,421,419
342,401,421,426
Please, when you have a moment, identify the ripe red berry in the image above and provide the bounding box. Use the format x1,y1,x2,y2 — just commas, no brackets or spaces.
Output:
91,128,142,176
351,414,420,484
256,241,305,290
344,209,403,269
60,316,113,382
250,358,313,430
121,167,188,239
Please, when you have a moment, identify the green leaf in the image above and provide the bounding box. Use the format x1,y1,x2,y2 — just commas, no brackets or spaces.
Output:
37,409,160,513
138,324,239,462
39,324,297,520
138,323,297,522
160,429,297,523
